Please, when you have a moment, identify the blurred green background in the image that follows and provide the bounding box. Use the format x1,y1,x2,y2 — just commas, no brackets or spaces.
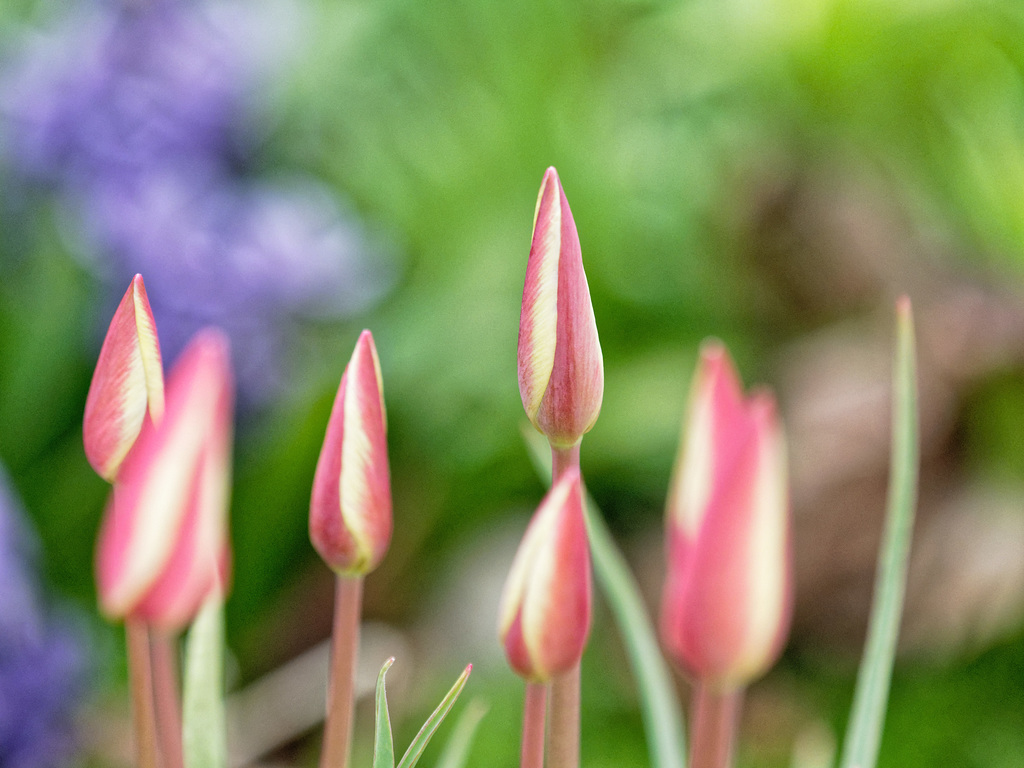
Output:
4,0,1024,765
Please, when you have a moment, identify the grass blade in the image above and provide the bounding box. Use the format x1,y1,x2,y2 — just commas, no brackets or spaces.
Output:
432,697,488,768
839,297,919,768
396,664,473,768
523,428,687,768
183,594,227,768
373,658,396,768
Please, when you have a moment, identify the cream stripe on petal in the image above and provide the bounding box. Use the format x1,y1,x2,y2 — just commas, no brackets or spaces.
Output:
107,371,216,614
523,178,561,418
736,419,788,680
109,342,151,479
519,478,573,675
339,352,376,569
133,284,165,424
678,368,715,538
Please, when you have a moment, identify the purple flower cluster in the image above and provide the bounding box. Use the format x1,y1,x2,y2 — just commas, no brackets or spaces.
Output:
1,0,391,403
0,469,86,768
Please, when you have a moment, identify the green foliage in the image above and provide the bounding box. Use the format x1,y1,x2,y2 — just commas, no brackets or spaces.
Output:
183,595,228,768
372,658,473,768
839,302,919,768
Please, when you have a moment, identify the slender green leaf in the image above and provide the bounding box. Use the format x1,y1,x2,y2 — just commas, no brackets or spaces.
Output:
183,594,227,768
839,298,919,768
523,428,687,768
396,664,473,768
432,698,488,768
373,658,396,768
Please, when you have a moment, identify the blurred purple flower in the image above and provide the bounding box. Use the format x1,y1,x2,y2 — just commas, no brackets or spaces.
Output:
0,469,87,768
1,0,393,404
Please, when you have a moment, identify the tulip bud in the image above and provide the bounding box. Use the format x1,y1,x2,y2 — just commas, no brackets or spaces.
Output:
84,274,165,482
95,329,234,632
517,167,604,449
310,330,392,576
499,468,591,682
661,343,791,690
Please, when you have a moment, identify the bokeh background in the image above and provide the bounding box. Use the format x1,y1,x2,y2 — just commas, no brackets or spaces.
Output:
4,0,1024,765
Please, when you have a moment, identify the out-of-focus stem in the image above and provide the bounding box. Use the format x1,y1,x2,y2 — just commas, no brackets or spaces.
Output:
126,619,161,768
548,662,581,768
551,444,580,483
150,630,184,768
521,681,548,768
320,576,363,768
689,682,741,768
547,443,583,768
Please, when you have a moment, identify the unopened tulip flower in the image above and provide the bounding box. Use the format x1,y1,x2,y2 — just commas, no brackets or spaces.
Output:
84,274,164,482
499,468,591,682
661,342,791,690
518,167,603,450
310,330,392,576
95,329,234,632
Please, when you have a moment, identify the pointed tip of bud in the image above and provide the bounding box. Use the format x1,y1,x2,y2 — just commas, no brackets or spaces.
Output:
661,341,792,688
96,328,235,631
518,168,604,449
310,331,392,577
84,274,165,482
498,467,591,681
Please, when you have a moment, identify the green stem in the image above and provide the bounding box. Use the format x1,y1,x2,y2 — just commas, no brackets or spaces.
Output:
521,682,548,768
688,683,741,768
151,630,184,768
320,576,363,768
126,619,161,768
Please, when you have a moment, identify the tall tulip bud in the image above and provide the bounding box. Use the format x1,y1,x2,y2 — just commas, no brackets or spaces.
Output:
518,167,604,449
96,329,234,632
499,468,591,682
661,343,792,690
84,274,165,482
310,330,392,576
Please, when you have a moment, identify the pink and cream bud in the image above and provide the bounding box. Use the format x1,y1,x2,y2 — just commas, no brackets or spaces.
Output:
498,468,592,682
95,329,234,632
517,167,604,449
84,274,165,482
661,343,792,690
310,330,392,577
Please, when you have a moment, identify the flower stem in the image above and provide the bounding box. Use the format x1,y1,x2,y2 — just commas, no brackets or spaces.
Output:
550,444,581,483
689,682,742,768
547,663,581,768
320,575,363,768
150,630,184,768
126,619,161,768
521,681,548,768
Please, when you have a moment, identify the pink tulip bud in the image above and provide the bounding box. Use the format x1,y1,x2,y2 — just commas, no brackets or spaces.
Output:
499,468,592,682
518,167,604,449
661,342,792,690
310,330,392,576
95,330,234,632
84,274,165,482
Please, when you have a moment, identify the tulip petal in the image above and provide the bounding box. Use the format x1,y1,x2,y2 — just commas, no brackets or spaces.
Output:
310,330,392,576
518,168,604,448
84,274,165,481
499,468,591,681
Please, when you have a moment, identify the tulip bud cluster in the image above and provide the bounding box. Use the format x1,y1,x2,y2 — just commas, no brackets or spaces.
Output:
85,275,235,631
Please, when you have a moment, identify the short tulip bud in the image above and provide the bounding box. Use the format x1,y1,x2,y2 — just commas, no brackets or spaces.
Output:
517,167,604,449
84,274,165,482
498,468,591,682
95,329,234,632
661,342,792,690
310,330,392,576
